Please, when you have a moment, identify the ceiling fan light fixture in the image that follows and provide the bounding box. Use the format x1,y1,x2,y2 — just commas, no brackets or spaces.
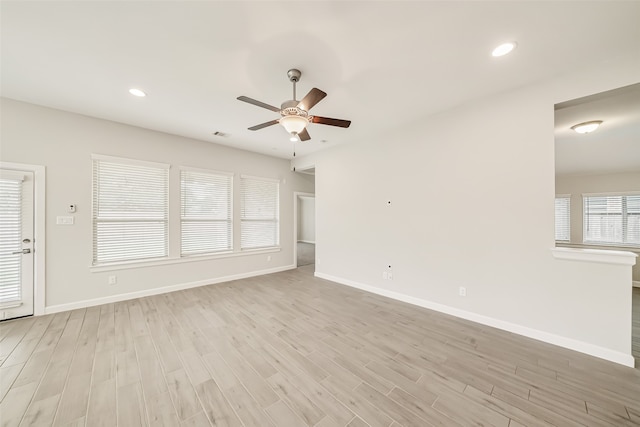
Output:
238,68,350,143
280,115,308,135
571,120,603,134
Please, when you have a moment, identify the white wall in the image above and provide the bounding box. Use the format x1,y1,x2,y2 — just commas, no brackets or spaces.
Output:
556,171,640,282
0,98,314,311
295,54,639,365
297,196,315,243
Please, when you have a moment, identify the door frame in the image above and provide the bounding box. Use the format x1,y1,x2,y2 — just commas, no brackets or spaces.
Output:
1,162,46,315
293,191,315,268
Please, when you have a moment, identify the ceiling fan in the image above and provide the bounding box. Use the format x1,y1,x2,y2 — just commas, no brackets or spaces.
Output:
237,68,351,142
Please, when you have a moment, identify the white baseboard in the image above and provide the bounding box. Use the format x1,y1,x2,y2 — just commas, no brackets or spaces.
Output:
45,265,296,314
315,272,635,368
633,280,640,288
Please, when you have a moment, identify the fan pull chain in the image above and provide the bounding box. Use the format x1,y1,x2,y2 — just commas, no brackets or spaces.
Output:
292,141,296,171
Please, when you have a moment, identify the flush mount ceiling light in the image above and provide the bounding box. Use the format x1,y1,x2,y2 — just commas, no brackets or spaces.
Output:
571,120,603,134
128,88,146,97
492,42,517,57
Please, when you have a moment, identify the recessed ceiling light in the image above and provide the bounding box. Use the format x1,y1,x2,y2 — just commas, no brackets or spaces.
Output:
129,88,146,97
571,120,603,134
492,42,517,57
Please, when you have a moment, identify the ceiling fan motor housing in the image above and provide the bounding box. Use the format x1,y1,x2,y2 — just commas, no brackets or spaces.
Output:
280,100,311,121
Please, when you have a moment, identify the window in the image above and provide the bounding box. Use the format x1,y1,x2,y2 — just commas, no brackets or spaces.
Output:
240,175,279,249
583,193,640,247
181,169,232,256
555,195,570,241
92,155,169,264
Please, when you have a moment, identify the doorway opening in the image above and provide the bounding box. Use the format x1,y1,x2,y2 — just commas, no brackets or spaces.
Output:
293,166,315,269
296,194,315,267
294,192,315,268
554,82,640,368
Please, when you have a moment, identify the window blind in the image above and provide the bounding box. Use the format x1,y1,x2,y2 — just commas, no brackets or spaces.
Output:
554,196,570,241
584,194,640,247
240,176,279,249
0,175,23,303
92,157,169,264
181,169,232,256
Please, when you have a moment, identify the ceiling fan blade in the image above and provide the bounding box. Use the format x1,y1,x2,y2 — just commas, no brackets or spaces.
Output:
297,88,326,111
237,96,281,112
311,116,351,128
298,128,311,141
248,120,279,131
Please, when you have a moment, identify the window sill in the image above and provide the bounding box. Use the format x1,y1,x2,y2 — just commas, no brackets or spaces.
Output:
551,247,638,266
90,247,281,272
556,242,640,254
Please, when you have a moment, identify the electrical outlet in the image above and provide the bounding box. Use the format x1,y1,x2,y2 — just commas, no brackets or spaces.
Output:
459,286,466,297
382,271,388,280
108,275,117,285
267,255,271,262
388,272,393,280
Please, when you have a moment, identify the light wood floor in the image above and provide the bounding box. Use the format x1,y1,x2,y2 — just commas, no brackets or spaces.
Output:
2,266,640,427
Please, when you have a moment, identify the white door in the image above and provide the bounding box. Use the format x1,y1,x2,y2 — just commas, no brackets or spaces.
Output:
0,169,34,320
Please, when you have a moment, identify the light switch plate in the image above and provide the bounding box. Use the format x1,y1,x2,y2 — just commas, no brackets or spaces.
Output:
56,216,74,225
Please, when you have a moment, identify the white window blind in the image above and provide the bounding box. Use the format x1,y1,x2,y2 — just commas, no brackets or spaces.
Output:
92,156,169,264
240,176,279,249
583,194,640,247
555,196,570,242
0,175,23,303
181,169,232,256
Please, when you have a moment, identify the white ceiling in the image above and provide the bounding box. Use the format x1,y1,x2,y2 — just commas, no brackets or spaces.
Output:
2,1,640,161
555,83,640,176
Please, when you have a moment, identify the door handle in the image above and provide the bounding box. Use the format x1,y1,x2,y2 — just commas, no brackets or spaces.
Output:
12,249,31,254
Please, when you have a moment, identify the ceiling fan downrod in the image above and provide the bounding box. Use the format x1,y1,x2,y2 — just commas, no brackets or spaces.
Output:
287,69,301,101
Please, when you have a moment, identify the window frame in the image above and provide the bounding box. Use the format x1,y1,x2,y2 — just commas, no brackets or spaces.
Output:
180,167,234,257
555,194,571,242
240,174,280,251
582,191,640,248
92,154,170,266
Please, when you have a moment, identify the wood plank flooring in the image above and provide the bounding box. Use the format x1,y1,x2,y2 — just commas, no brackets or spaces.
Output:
1,266,640,426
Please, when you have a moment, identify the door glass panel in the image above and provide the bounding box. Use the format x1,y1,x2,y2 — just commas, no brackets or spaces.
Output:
0,176,23,305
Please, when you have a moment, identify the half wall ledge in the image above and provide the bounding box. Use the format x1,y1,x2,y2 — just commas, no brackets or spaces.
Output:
551,247,638,266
